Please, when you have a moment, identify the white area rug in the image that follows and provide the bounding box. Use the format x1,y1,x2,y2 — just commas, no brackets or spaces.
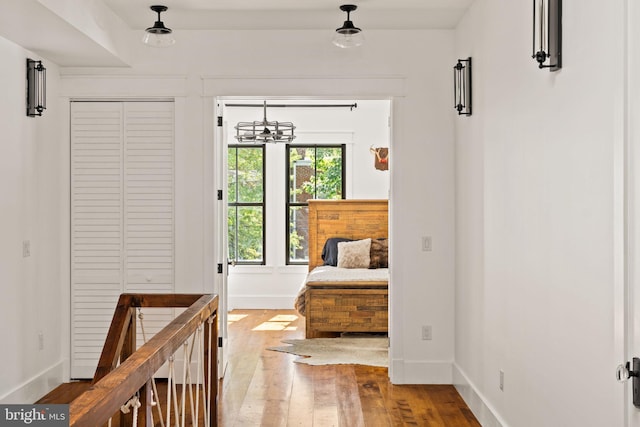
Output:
267,337,389,367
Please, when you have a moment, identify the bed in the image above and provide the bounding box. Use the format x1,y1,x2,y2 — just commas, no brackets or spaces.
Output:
295,199,388,338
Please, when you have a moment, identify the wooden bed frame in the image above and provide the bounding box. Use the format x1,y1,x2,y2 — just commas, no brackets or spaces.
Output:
304,199,388,338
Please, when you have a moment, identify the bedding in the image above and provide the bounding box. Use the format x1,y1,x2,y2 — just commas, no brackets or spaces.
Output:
337,238,371,268
307,265,389,283
321,237,353,266
369,238,388,269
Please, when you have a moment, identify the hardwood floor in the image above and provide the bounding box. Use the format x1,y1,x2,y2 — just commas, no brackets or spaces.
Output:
219,309,480,427
37,309,480,426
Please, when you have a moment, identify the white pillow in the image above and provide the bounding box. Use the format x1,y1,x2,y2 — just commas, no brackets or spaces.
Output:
337,238,371,268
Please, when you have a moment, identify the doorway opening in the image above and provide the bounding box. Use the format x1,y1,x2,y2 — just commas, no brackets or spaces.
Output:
214,98,392,375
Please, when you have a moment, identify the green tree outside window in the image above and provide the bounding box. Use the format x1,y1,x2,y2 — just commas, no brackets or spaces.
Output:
228,145,265,264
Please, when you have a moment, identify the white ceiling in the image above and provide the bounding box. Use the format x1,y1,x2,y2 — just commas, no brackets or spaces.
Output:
103,0,475,31
0,0,473,67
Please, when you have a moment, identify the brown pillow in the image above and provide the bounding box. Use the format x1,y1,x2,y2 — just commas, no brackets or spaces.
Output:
337,238,371,268
369,238,388,269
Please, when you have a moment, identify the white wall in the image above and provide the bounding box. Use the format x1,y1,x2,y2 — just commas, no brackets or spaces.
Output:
1,0,628,419
60,28,456,385
454,0,625,426
0,36,64,403
223,100,391,309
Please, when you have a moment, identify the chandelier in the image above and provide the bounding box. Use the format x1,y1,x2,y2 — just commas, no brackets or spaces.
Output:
234,101,296,143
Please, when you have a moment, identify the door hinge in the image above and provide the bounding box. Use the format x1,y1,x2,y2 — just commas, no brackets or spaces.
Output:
218,337,223,347
217,116,223,127
217,190,223,200
217,263,223,274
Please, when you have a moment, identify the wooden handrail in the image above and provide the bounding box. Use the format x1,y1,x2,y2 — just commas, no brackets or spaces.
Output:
69,293,218,427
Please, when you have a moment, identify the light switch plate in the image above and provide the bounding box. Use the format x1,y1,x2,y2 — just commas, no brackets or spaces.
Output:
422,236,432,251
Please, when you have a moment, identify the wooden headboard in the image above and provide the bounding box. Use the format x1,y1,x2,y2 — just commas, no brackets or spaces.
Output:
307,199,388,271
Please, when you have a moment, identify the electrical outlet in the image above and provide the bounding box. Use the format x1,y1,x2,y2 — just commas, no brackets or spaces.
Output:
38,331,44,350
23,240,30,258
422,325,432,340
422,236,432,252
499,370,504,391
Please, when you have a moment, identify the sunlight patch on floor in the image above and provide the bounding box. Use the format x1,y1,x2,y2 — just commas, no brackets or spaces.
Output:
253,321,294,331
269,314,298,322
252,314,299,331
228,314,248,324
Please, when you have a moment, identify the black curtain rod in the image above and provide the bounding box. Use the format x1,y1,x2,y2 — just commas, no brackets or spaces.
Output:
224,103,358,111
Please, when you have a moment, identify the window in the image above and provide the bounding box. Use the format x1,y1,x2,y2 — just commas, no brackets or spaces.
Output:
228,145,265,265
286,145,346,264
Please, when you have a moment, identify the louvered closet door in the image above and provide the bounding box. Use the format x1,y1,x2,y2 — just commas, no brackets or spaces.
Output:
71,101,175,379
123,102,175,357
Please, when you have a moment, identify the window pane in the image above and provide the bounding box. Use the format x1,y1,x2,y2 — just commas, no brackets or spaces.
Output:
286,145,344,264
315,147,343,199
237,148,264,203
227,147,237,203
289,205,309,262
289,147,313,203
227,207,237,260
236,206,263,262
228,145,265,265
288,146,343,202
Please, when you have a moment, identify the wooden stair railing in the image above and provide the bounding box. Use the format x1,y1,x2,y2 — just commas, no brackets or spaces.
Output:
69,293,218,427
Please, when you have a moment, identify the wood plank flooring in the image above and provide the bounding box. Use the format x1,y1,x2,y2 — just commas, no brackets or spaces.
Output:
37,309,480,427
219,309,480,427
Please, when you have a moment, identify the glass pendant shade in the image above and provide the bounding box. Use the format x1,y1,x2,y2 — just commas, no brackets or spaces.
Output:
332,5,364,48
143,5,175,47
142,30,175,47
332,31,364,48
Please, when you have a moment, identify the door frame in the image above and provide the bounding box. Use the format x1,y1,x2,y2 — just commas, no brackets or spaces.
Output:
622,0,640,423
201,76,405,380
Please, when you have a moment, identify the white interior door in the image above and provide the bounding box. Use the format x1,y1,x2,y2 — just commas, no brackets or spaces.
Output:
627,112,640,425
214,101,229,378
70,101,175,379
625,0,640,423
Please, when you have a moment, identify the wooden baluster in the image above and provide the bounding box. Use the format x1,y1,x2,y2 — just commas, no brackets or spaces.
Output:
137,380,152,427
120,308,137,427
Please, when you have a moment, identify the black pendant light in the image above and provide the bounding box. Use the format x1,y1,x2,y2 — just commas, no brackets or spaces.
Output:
142,5,175,47
333,4,364,48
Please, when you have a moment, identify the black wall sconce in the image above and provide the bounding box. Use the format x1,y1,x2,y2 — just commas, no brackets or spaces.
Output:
532,0,562,71
26,58,46,117
454,57,472,116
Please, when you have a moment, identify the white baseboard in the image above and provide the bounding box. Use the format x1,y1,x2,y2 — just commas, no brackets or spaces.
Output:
0,361,65,404
453,363,507,427
389,359,453,384
228,295,295,310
